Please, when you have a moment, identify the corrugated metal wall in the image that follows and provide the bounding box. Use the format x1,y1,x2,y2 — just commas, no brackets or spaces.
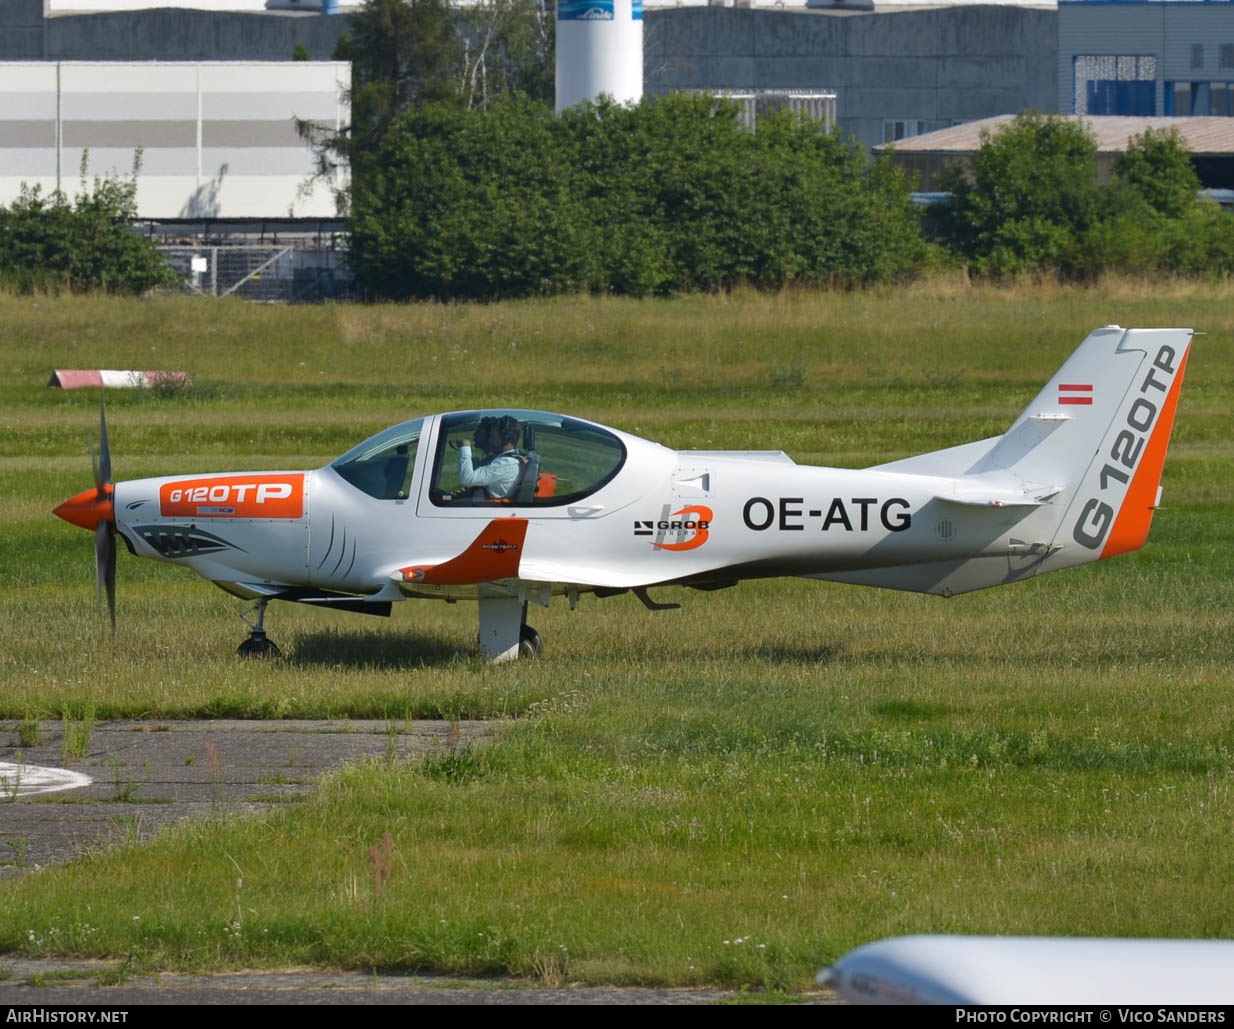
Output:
646,6,1058,152
1059,3,1234,116
0,61,348,218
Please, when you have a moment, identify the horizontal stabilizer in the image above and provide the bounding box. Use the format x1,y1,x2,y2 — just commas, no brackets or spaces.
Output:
934,484,1061,508
822,935,1234,1005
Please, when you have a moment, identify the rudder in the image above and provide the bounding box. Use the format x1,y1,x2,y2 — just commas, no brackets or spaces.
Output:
1039,327,1193,570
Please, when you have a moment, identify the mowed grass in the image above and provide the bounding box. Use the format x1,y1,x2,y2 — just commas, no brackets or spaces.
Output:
1,279,1233,988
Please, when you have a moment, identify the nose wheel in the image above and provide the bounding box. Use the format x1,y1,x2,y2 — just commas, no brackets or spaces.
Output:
237,599,281,658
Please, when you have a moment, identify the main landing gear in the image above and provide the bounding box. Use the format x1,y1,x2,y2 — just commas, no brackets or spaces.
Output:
519,622,543,658
478,596,543,663
237,598,281,658
234,595,543,663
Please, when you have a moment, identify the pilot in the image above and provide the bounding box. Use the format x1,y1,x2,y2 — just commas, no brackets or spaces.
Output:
452,415,523,500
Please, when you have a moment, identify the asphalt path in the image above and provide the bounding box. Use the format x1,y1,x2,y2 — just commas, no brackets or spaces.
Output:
0,719,842,1005
0,719,493,874
0,958,787,1004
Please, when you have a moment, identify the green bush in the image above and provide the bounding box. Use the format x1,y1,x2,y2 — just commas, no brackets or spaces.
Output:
1089,126,1234,277
350,96,594,299
935,112,1104,278
349,93,926,299
0,167,178,295
934,113,1234,280
1110,126,1201,220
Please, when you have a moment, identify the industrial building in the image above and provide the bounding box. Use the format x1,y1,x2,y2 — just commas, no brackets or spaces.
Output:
644,4,1057,150
877,114,1234,190
1061,0,1234,118
0,53,349,300
6,0,1234,146
0,60,348,218
3,0,1062,151
0,0,347,61
3,0,1234,296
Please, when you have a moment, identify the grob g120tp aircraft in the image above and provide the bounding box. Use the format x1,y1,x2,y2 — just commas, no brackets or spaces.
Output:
55,326,1192,662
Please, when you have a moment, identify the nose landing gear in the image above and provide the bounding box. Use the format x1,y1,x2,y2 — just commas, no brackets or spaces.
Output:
237,598,281,658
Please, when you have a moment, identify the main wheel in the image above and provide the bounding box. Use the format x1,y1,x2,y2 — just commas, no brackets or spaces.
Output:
237,634,281,658
518,624,543,659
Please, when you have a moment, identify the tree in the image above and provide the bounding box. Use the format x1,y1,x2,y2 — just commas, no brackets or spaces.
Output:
1089,126,1227,276
0,161,178,294
935,112,1104,278
458,0,555,111
1110,126,1200,219
303,0,554,211
331,0,464,162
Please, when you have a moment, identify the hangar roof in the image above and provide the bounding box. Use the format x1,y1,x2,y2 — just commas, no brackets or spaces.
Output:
878,116,1234,156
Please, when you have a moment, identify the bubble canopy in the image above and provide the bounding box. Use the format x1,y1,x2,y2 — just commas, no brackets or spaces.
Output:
329,411,629,505
432,409,627,507
330,417,424,500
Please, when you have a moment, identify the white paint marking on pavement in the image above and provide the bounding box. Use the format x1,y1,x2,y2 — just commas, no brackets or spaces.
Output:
0,762,92,797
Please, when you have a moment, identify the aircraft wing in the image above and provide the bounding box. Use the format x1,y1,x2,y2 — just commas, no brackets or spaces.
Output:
391,517,528,591
390,517,681,595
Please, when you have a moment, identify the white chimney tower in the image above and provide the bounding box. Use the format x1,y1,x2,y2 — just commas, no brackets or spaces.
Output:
555,0,644,113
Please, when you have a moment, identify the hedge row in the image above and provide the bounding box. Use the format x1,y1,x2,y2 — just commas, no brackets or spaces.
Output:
0,174,178,295
930,113,1234,280
348,93,926,299
5,104,1232,298
350,104,1234,297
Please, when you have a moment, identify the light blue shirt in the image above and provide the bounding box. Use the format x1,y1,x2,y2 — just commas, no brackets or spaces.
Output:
457,446,522,499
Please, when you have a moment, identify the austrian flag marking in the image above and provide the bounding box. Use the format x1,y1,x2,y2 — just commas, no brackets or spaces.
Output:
1059,383,1093,406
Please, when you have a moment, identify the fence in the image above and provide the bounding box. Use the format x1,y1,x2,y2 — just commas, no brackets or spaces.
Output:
710,90,838,133
157,244,347,302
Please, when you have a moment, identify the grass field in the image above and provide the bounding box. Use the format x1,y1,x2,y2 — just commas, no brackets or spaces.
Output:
1,280,1232,990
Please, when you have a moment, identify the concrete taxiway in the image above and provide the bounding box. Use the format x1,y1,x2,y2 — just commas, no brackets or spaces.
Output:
1,958,824,1004
0,718,493,875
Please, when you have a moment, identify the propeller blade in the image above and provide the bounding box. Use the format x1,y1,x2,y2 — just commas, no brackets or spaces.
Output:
61,392,119,634
93,392,115,633
96,390,112,493
90,428,100,495
95,519,116,633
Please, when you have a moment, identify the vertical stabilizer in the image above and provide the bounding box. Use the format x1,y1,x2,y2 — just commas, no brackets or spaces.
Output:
1037,327,1192,570
829,326,1193,596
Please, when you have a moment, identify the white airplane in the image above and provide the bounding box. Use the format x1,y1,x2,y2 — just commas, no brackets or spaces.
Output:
819,934,1234,1004
54,325,1192,662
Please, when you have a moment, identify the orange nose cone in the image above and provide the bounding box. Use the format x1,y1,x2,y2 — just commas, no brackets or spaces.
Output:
53,486,114,531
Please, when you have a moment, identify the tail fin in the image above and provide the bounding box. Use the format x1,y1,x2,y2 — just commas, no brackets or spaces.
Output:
1041,326,1192,563
836,326,1193,595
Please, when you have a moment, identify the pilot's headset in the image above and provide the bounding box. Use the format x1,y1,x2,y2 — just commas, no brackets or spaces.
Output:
475,415,521,452
492,415,522,450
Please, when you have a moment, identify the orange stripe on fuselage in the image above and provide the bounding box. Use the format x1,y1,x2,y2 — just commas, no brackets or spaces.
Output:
1101,345,1191,560
160,474,304,519
417,518,528,586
